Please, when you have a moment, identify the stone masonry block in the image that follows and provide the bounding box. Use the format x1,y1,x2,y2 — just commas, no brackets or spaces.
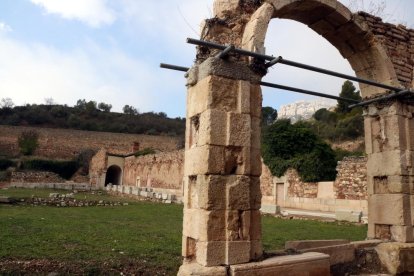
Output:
182,235,196,259
184,145,225,176
183,208,199,240
197,175,226,210
223,147,261,176
251,117,261,150
187,75,241,118
196,241,226,267
198,109,227,147
367,150,405,176
183,175,199,209
226,113,251,147
250,84,262,119
250,177,262,210
369,194,411,225
246,210,262,241
250,240,263,260
187,77,210,118
198,210,227,242
226,176,251,210
238,80,250,114
376,242,414,275
226,241,251,265
391,226,414,243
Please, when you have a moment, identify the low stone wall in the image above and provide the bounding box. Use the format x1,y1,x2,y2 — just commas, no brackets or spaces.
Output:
286,169,319,198
122,150,184,190
334,157,367,200
8,182,97,191
106,185,181,204
11,171,66,183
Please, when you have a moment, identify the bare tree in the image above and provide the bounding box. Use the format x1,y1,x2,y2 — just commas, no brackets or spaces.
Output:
44,97,56,105
346,0,387,17
0,98,14,109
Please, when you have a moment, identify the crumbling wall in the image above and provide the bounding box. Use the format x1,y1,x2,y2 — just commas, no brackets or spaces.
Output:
357,12,414,87
11,171,65,184
123,150,184,190
334,156,367,200
89,148,107,187
286,169,319,198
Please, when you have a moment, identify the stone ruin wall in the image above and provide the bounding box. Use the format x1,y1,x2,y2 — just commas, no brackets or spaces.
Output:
117,149,367,201
357,12,414,88
122,150,184,191
334,156,367,200
0,125,180,159
285,169,319,198
259,156,367,200
89,148,108,186
10,171,66,184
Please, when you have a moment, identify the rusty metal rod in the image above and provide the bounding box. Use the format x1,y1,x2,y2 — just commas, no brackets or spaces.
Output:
186,37,403,92
160,63,360,103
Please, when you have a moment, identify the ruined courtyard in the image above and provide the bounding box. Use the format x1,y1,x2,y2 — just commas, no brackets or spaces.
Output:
2,0,414,275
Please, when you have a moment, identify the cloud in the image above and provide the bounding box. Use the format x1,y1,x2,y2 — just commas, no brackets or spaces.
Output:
0,22,12,32
30,0,116,28
0,33,173,115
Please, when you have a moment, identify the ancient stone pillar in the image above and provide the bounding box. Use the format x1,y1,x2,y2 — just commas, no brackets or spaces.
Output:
365,101,414,242
178,58,263,274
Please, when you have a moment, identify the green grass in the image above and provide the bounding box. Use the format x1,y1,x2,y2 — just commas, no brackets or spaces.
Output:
0,188,367,274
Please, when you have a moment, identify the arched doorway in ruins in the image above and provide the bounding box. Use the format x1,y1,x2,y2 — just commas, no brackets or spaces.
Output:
178,0,413,274
105,165,122,186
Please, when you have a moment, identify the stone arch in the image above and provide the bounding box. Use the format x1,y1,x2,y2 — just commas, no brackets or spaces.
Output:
105,165,122,186
213,0,400,97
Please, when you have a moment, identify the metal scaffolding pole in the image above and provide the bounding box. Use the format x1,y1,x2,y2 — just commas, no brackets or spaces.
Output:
160,63,360,104
186,38,403,92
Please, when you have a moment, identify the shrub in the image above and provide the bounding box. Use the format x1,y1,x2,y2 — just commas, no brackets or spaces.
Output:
18,130,39,156
262,119,337,182
21,159,79,179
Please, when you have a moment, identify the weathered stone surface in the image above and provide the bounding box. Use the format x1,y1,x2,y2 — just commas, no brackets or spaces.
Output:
177,262,227,276
196,241,226,266
376,242,414,274
301,244,355,265
229,252,330,276
335,210,362,223
369,194,411,225
184,145,224,176
285,240,349,251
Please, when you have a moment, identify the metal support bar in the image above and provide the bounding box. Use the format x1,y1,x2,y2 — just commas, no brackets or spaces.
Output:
260,81,360,103
187,37,403,92
160,62,360,104
265,56,282,68
348,90,413,108
216,45,235,59
160,63,189,72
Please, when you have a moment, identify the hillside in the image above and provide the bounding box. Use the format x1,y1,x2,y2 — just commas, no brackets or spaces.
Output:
0,125,181,160
0,103,185,137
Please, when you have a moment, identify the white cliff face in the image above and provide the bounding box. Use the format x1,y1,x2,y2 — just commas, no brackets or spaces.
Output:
278,100,335,122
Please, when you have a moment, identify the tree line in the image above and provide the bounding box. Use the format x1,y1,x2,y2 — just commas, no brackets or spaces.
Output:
0,99,185,136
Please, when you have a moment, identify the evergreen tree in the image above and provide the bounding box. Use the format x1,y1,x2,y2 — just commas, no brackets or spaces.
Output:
336,81,361,114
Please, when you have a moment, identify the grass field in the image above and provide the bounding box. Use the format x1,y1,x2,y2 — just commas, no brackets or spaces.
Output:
0,188,367,274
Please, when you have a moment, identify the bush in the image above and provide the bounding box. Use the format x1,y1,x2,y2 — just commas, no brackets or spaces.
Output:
21,159,79,179
262,119,337,182
18,130,39,156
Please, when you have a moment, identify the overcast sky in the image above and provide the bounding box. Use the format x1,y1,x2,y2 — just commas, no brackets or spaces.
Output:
0,0,413,118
